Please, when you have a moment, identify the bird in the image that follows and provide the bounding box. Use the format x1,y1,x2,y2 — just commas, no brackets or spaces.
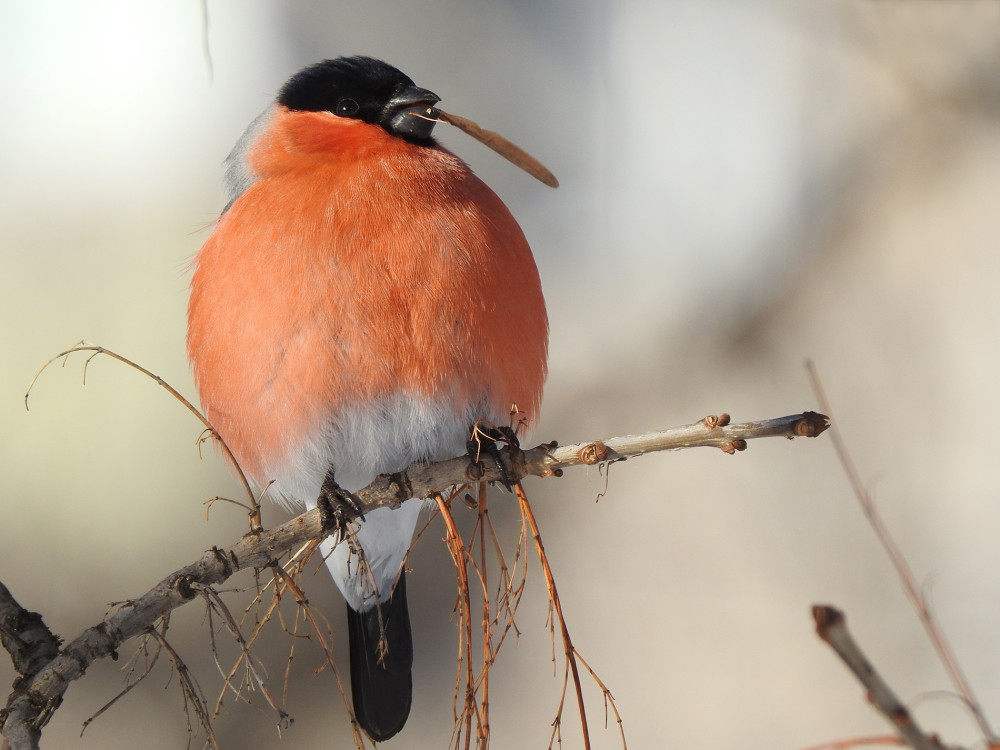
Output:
187,56,549,741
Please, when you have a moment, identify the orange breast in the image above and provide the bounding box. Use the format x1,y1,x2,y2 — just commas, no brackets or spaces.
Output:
187,108,547,483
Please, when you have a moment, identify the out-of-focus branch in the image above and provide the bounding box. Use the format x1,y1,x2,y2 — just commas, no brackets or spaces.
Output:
812,606,950,750
0,411,827,747
807,361,997,747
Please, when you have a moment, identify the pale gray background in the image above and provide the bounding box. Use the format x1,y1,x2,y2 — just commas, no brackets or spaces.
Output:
3,1,1000,748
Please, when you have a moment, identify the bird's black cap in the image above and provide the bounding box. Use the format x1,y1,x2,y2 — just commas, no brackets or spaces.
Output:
278,56,441,142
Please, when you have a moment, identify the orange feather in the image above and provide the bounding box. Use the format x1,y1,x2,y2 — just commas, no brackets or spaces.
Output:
188,106,547,484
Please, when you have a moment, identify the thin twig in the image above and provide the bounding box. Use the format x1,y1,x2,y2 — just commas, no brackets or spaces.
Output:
516,484,592,750
195,584,289,725
213,551,306,717
147,628,221,750
24,343,259,524
572,649,627,749
799,735,905,750
81,618,167,735
437,493,478,749
269,564,366,750
476,482,491,748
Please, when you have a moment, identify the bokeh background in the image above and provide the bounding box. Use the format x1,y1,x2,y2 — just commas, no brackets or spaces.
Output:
4,1,1000,748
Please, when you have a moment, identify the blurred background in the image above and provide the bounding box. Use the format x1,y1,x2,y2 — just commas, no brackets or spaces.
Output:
3,1,1000,748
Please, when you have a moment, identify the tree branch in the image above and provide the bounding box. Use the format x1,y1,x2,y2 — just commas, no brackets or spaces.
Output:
812,606,950,750
806,360,998,747
357,411,829,516
0,584,62,750
1,411,827,748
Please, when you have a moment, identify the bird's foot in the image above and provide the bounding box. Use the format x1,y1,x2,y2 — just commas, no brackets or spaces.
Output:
467,423,521,490
318,470,365,536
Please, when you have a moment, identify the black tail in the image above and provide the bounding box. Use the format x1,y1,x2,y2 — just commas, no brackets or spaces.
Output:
347,572,413,741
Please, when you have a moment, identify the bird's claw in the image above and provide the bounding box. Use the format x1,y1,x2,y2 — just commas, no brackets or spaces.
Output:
467,423,521,490
318,471,365,536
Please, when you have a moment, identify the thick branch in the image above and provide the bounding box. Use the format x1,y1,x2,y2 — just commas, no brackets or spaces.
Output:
0,584,61,684
1,412,827,747
1,520,321,750
0,584,62,750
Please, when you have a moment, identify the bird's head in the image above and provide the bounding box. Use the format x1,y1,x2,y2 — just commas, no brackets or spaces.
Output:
278,56,441,144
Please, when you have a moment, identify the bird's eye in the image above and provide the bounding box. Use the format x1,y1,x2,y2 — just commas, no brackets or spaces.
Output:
335,98,360,117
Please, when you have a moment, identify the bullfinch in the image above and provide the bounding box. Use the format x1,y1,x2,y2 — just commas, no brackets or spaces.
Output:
187,57,548,740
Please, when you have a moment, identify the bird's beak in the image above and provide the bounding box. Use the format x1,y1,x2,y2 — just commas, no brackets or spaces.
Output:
383,85,560,188
383,86,441,140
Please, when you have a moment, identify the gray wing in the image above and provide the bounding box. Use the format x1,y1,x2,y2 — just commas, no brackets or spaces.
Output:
221,106,274,214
